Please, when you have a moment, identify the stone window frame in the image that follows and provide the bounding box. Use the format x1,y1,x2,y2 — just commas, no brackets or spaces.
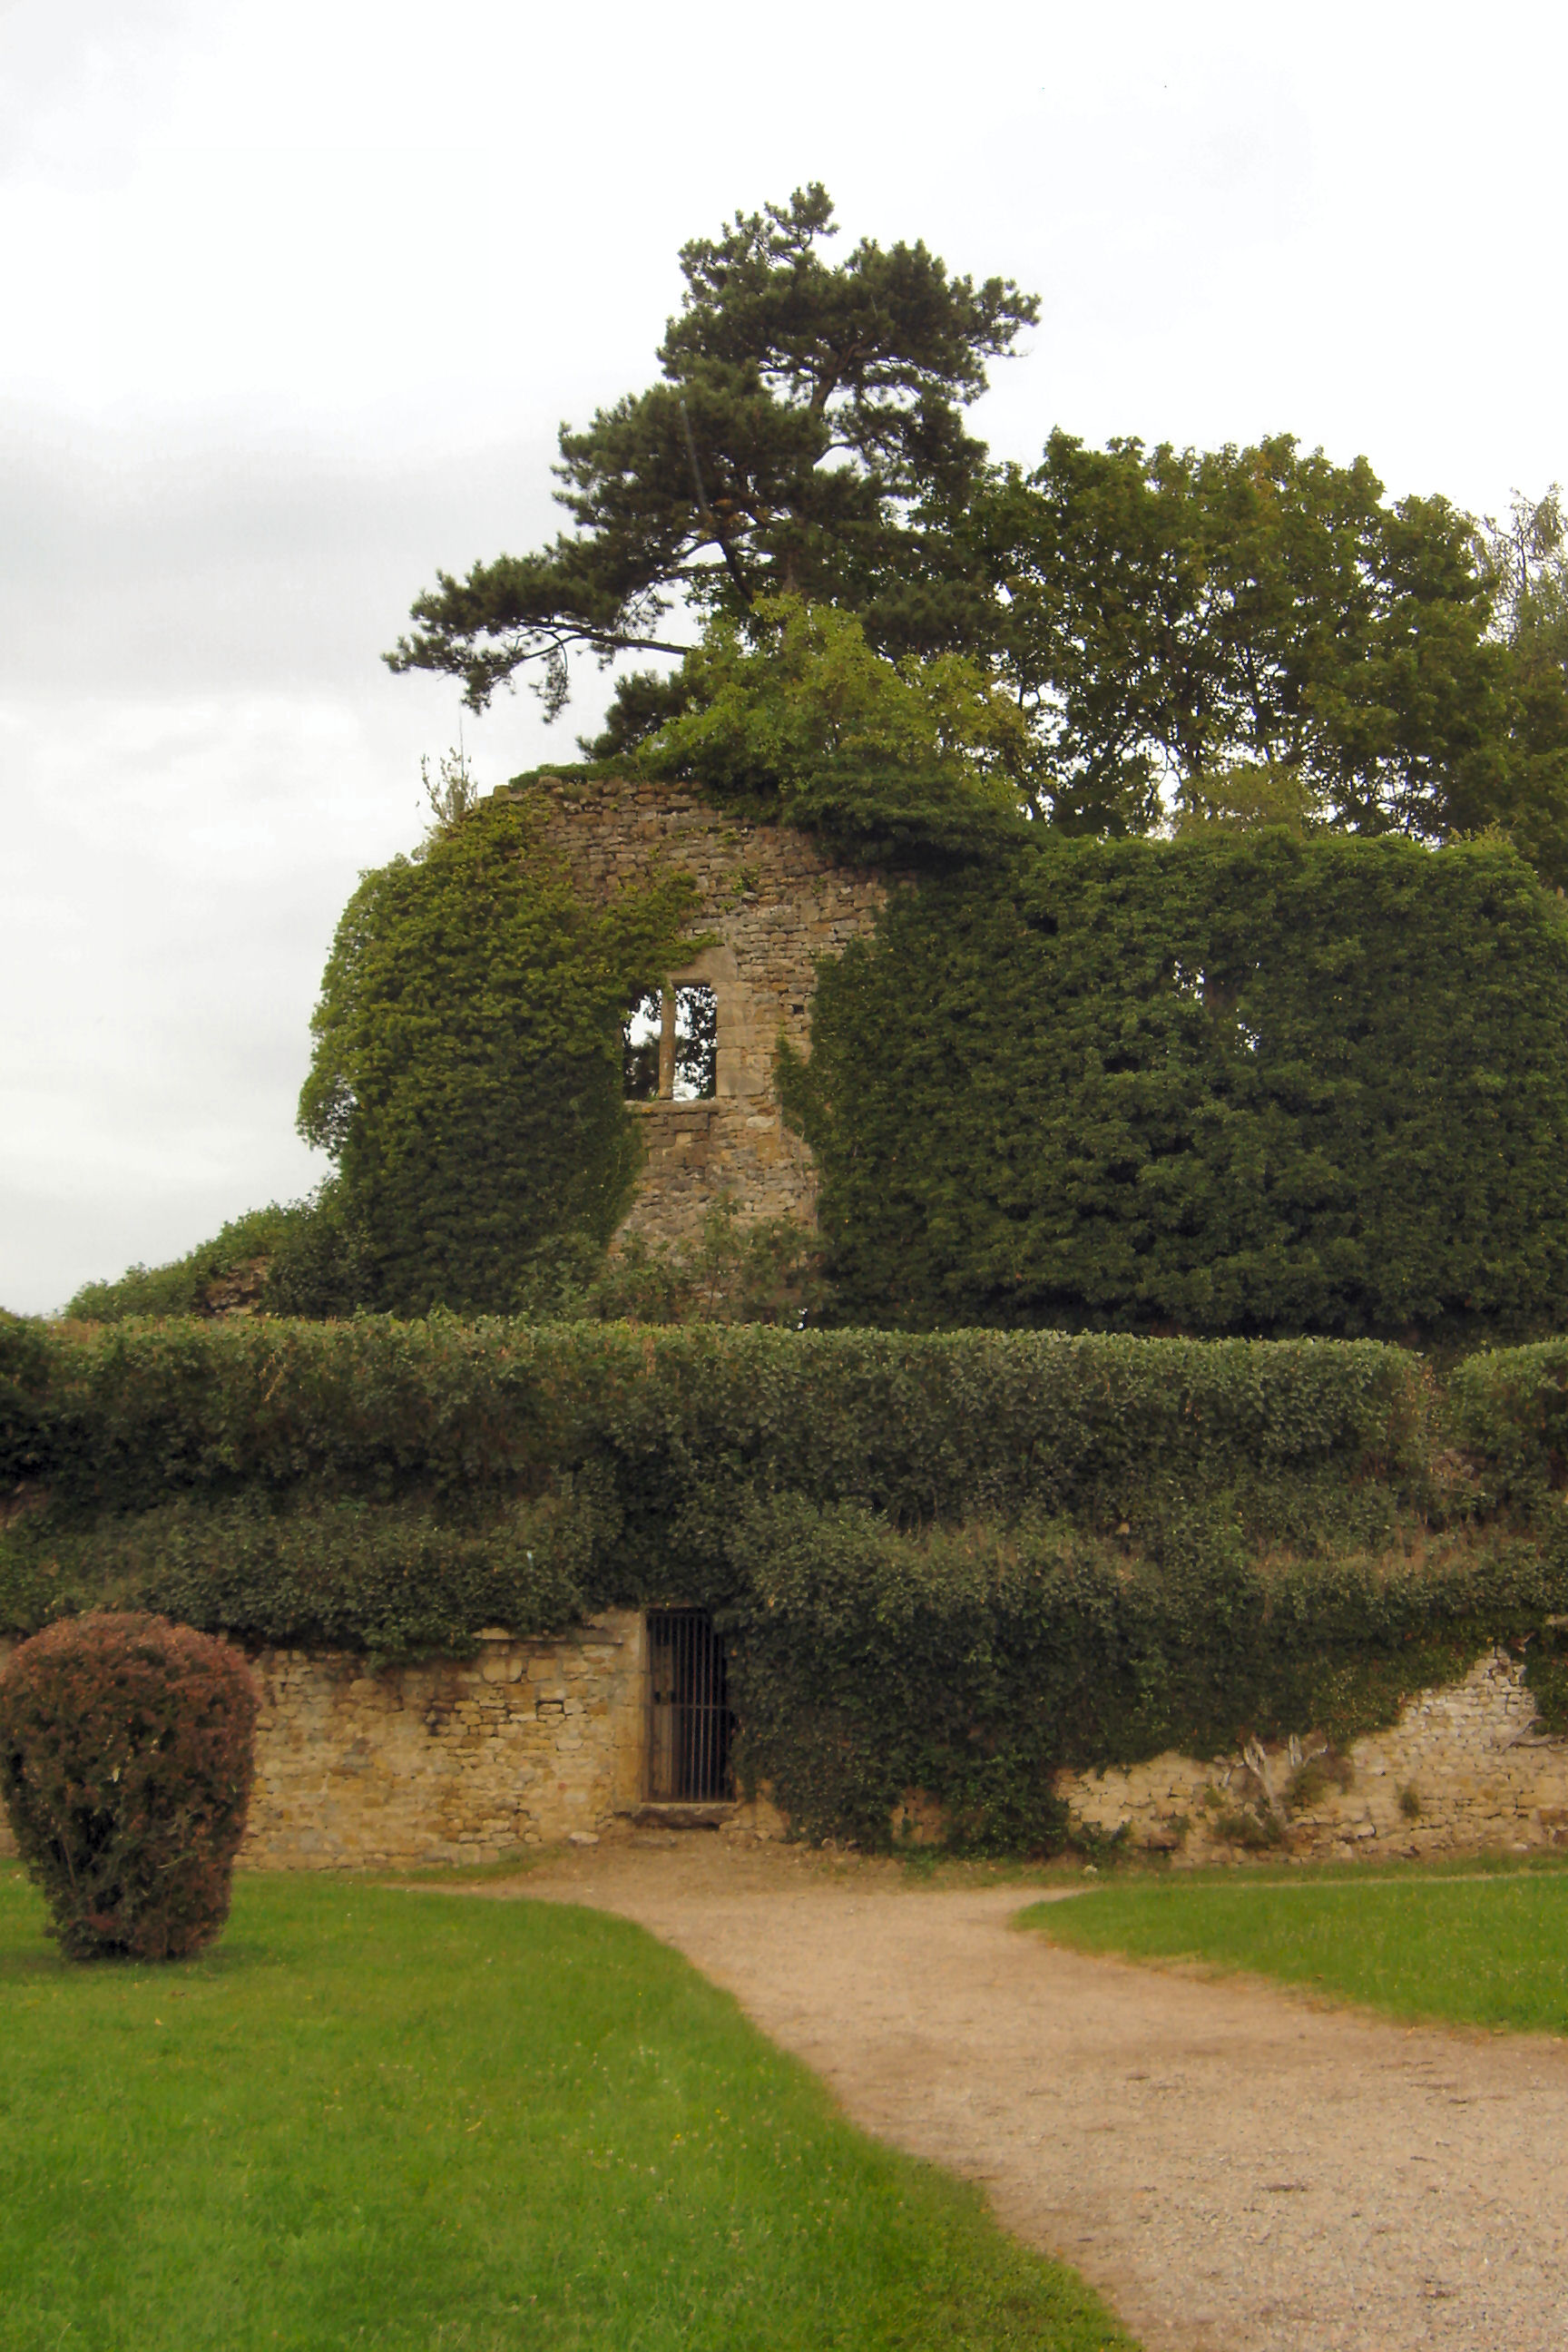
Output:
625,949,749,1108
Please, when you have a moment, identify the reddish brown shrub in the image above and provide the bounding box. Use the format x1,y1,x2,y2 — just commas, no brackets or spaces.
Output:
0,1612,259,1961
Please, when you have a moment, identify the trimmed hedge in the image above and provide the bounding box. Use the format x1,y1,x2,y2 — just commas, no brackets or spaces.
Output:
5,1316,1568,1851
1446,1341,1568,1511
781,832,1568,1341
5,1316,1430,1532
0,1492,597,1661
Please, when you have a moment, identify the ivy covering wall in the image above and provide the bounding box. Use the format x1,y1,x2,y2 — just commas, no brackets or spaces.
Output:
781,831,1568,1342
5,1314,1568,1850
287,796,700,1316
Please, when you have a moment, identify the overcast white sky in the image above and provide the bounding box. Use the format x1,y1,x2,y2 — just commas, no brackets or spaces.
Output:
2,0,1563,1313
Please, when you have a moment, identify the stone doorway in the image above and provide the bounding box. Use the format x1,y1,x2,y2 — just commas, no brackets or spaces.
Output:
646,1610,733,1803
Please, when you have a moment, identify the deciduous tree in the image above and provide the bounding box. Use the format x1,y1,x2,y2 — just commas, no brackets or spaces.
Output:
969,431,1514,842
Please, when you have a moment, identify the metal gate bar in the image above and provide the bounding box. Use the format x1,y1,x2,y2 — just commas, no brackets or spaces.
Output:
647,1611,732,1802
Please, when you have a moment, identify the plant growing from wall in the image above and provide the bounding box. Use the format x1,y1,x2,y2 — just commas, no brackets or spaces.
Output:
782,830,1568,1343
637,595,1025,860
0,1612,259,1960
295,797,701,1315
579,1200,826,1327
64,1203,312,1323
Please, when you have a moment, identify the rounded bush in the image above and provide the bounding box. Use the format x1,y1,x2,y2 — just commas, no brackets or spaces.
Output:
0,1612,259,1961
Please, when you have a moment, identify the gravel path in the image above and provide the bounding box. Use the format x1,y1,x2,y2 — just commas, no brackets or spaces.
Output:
463,1842,1568,2352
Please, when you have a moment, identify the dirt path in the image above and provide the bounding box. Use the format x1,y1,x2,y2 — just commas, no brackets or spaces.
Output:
458,1840,1568,2352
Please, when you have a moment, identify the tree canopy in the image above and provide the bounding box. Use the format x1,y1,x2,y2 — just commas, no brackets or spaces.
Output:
385,184,1037,726
387,186,1568,885
637,594,1024,860
968,431,1530,842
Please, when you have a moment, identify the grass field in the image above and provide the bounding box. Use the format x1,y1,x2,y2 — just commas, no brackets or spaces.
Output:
1027,1862,1568,2036
0,1864,1132,2352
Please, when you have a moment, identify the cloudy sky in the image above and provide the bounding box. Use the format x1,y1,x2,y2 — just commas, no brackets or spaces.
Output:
3,0,1563,1313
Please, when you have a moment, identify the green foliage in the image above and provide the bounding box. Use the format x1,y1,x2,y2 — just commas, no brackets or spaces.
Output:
385,185,1036,722
5,1318,1430,1524
8,1316,1568,1852
64,1204,305,1323
1446,1341,1568,1510
1465,487,1568,884
783,831,1568,1341
638,597,1024,859
297,796,700,1314
726,1501,1552,1852
0,1612,257,1961
254,1180,380,1318
971,430,1515,845
581,1203,826,1328
0,1312,51,1481
1171,761,1327,837
380,180,1566,879
0,1493,597,1661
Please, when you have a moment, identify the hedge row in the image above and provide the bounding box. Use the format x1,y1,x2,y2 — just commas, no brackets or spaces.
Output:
4,1485,1564,1851
0,1491,597,1661
2,1314,1430,1537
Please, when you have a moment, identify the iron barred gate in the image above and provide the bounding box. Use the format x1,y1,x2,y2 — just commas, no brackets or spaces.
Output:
646,1611,733,1802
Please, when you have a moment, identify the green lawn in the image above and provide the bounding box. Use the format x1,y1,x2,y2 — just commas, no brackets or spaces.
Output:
0,1866,1132,2352
1027,1864,1568,2036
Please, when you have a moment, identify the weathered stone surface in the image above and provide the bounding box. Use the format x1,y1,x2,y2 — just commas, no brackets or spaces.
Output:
2,1627,1560,1872
1057,1648,1568,1864
510,775,895,1246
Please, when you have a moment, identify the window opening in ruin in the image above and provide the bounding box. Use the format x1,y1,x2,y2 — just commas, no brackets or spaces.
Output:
622,984,718,1102
672,983,717,1100
646,1610,733,1802
623,991,662,1101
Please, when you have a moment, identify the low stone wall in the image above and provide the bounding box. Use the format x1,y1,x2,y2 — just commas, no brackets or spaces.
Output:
4,1631,1567,1871
1059,1649,1568,1863
237,1612,649,1869
0,1612,650,1873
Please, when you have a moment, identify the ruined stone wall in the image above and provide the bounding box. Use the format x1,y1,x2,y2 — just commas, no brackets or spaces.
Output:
504,775,893,1247
1058,1650,1568,1864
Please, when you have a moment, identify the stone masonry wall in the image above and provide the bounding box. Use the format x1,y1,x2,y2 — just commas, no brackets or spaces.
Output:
1058,1649,1568,1864
0,1612,648,1873
5,1629,1567,1872
503,774,895,1247
236,1612,649,1869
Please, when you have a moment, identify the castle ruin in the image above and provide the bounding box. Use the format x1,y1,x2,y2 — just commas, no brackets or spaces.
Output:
496,774,891,1249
